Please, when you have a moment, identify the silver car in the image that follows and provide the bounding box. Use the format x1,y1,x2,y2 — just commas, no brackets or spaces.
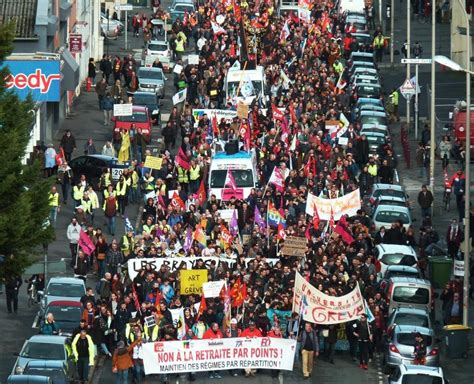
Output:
383,325,439,373
39,277,85,316
137,67,166,98
386,307,433,331
12,335,74,375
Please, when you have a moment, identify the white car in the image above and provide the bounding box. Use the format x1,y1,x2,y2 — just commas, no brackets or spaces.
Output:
368,183,408,208
143,40,171,61
372,204,412,231
387,364,447,384
374,244,418,278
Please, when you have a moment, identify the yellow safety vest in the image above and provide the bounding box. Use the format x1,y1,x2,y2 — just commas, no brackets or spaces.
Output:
390,91,399,106
368,163,378,176
373,35,385,49
143,224,154,234
175,39,185,53
88,191,100,209
189,166,200,181
116,181,128,196
177,167,189,183
81,199,92,214
73,185,85,201
144,325,159,342
131,171,139,188
101,172,112,189
72,334,95,366
48,192,59,207
145,176,155,191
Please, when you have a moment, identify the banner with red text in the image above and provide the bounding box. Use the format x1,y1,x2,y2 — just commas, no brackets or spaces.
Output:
292,272,365,324
305,189,361,220
143,337,297,374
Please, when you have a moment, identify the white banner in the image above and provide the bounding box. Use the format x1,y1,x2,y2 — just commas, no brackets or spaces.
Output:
192,109,238,127
454,259,464,277
127,257,279,281
305,189,361,220
202,280,225,298
292,272,365,324
143,337,297,374
169,308,186,340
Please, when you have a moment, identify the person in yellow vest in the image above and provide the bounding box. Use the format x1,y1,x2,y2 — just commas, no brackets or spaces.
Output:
142,217,154,235
86,186,100,218
373,32,386,62
73,182,85,208
121,229,135,259
389,88,400,122
333,59,344,76
99,169,112,193
189,160,201,193
48,186,60,228
81,192,93,225
142,172,155,195
71,329,95,384
177,166,189,193
116,175,129,218
143,309,160,342
118,129,131,163
129,165,140,204
125,319,142,344
104,184,114,200
174,33,185,60
367,157,378,182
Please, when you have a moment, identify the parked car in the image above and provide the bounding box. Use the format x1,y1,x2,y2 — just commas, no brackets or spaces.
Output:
387,364,447,384
168,2,195,23
40,301,83,337
385,277,433,314
359,123,389,137
21,360,73,384
354,84,382,99
137,67,166,98
359,110,388,126
100,14,122,40
12,335,74,376
372,204,412,231
68,155,121,188
7,375,52,384
39,277,85,316
351,32,373,51
368,183,408,208
383,325,439,373
363,131,387,154
374,244,418,278
386,307,433,331
379,265,423,291
131,92,162,126
142,40,171,62
112,105,152,142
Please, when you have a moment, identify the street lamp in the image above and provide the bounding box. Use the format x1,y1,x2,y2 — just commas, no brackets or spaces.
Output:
433,52,471,326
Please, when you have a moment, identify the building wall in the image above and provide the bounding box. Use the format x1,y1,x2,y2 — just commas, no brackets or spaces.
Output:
450,1,473,71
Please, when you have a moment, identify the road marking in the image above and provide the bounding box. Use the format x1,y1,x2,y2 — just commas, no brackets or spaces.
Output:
31,314,39,328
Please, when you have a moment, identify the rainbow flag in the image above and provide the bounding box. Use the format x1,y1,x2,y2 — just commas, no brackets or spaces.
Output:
193,224,207,248
267,202,286,228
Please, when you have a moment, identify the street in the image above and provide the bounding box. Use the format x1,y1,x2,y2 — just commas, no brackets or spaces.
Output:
1,1,474,384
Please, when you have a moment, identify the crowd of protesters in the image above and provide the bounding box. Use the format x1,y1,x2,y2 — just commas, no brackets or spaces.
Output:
23,0,474,383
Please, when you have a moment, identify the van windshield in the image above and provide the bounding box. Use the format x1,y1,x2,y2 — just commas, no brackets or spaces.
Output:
210,170,254,188
227,80,263,99
393,286,430,305
401,375,442,384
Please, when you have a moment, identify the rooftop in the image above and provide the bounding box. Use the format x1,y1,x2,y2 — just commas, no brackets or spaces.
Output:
0,0,38,39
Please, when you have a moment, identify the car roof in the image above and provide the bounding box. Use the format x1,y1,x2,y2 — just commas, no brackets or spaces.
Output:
363,131,385,138
360,110,386,116
392,306,429,315
389,276,431,286
48,277,85,285
351,32,371,37
132,105,148,112
138,67,164,73
25,360,65,369
350,52,373,57
375,204,410,213
378,196,406,202
376,244,416,255
148,40,167,45
373,183,405,192
27,335,69,344
362,123,388,128
47,300,83,307
386,265,420,273
394,324,433,335
400,364,444,376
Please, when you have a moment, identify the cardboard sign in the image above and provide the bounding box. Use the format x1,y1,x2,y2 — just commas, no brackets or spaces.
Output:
218,209,238,221
144,155,163,170
180,269,208,295
281,236,307,257
221,188,244,201
113,103,133,117
173,64,183,74
237,102,249,119
454,260,464,277
144,315,156,328
187,54,199,65
202,280,225,298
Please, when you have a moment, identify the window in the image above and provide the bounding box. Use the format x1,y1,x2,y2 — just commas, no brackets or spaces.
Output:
227,80,263,98
47,283,85,297
373,189,406,199
21,342,65,360
138,69,163,80
375,210,410,224
48,306,82,323
393,286,430,305
393,313,429,328
147,43,168,51
381,253,416,266
210,169,254,188
401,375,442,384
174,5,195,12
397,332,433,347
133,94,157,106
116,112,149,123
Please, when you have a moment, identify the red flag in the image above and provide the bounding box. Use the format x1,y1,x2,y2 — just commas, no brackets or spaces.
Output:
305,224,311,241
268,166,284,192
231,277,246,307
197,180,207,206
157,193,166,208
233,0,241,22
289,103,297,125
239,120,251,150
78,229,95,256
272,104,285,121
176,147,190,170
132,284,141,312
171,191,185,210
220,224,233,246
334,223,355,244
313,206,320,230
196,294,207,321
277,223,286,240
339,214,348,227
212,114,219,136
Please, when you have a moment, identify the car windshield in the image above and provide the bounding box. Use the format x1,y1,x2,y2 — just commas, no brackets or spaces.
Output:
376,210,409,223
227,80,263,99
393,313,429,327
378,199,406,207
210,169,254,188
138,69,163,80
48,306,82,322
174,4,194,12
393,287,430,305
358,87,381,97
366,135,386,145
386,270,419,279
373,189,406,199
116,112,149,123
133,94,157,105
47,283,84,297
23,367,65,383
401,375,442,384
147,43,167,51
21,342,65,360
381,253,416,266
360,116,386,125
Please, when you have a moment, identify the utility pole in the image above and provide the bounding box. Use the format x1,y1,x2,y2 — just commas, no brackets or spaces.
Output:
429,0,436,192
390,0,394,65
406,0,411,131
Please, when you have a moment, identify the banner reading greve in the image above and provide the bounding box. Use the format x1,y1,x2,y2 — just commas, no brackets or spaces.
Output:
143,337,296,374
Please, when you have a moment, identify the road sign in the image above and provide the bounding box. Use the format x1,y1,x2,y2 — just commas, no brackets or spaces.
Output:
69,33,82,53
400,78,416,99
401,58,432,64
118,4,133,11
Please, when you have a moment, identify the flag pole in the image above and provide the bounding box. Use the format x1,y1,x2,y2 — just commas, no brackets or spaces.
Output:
266,200,270,249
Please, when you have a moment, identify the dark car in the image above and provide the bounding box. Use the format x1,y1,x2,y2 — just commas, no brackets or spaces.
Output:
22,360,73,384
68,155,128,188
132,91,162,126
7,375,52,384
40,301,83,337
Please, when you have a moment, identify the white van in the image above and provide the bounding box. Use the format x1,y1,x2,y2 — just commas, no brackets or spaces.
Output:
208,149,258,200
385,277,433,314
225,66,267,107
339,0,366,14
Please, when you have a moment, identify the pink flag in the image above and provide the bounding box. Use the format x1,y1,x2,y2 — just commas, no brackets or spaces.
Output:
268,166,284,192
175,147,190,170
224,169,237,191
79,229,95,256
229,209,239,237
183,227,193,252
254,206,266,230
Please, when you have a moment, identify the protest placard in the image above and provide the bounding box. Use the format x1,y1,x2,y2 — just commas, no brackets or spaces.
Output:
142,337,297,374
180,269,208,295
202,280,225,298
281,236,307,257
144,155,163,170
